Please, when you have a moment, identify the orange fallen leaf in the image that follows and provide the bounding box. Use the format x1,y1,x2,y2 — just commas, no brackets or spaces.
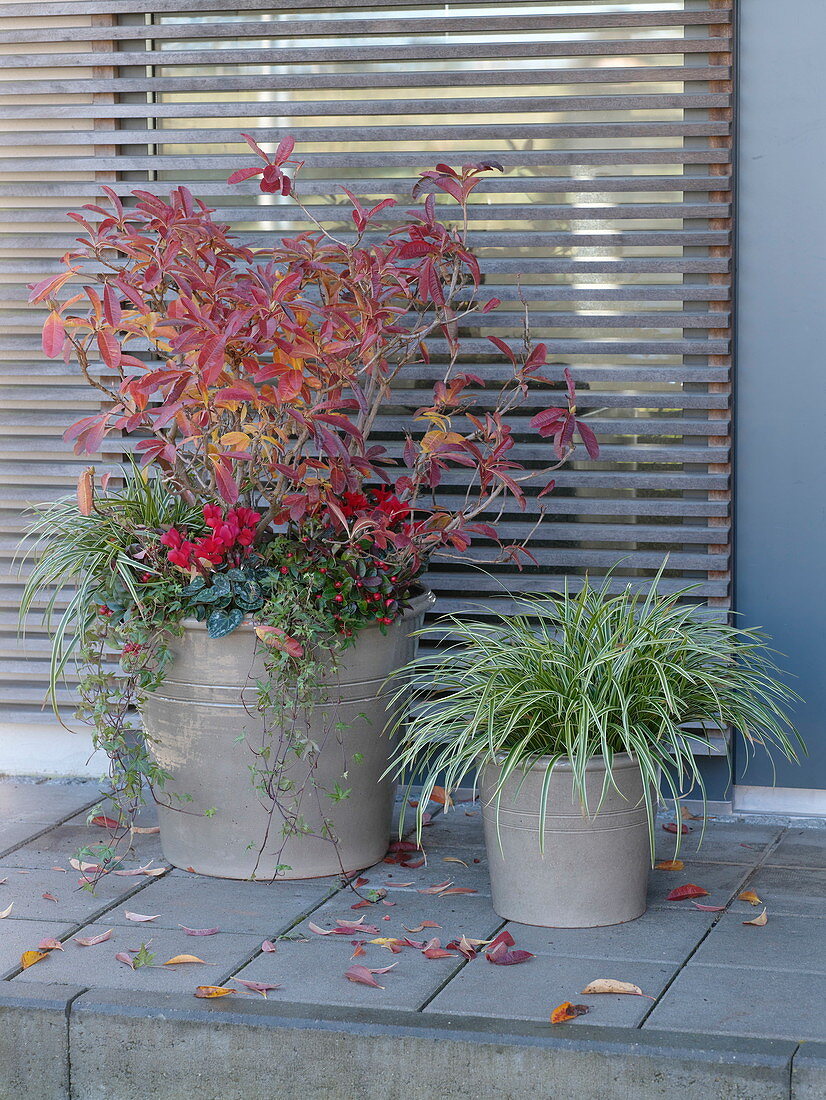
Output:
655,860,684,871
428,786,453,807
581,979,645,997
163,955,206,966
743,907,768,927
681,805,702,821
194,986,235,999
403,921,441,933
21,950,49,970
550,1002,590,1024
738,890,762,906
662,823,690,835
351,943,366,959
41,893,58,903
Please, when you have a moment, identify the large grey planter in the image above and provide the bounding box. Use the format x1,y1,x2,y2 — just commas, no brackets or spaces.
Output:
143,589,434,880
480,754,650,927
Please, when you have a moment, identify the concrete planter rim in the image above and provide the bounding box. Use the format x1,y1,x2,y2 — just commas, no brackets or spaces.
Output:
483,750,640,775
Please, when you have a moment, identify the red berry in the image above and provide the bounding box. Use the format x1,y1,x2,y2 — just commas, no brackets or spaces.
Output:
334,595,343,603
280,566,289,574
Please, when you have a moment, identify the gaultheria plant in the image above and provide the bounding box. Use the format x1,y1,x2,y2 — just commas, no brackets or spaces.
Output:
30,134,598,582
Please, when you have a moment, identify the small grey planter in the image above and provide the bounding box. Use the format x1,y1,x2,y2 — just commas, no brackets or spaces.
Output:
480,754,651,927
142,589,434,880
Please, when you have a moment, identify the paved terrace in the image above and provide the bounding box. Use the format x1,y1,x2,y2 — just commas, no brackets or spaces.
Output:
0,778,824,1100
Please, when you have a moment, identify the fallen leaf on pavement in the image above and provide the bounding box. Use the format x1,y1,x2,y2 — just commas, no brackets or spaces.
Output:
194,986,235,998
655,860,684,871
350,942,366,959
428,786,453,807
74,929,113,946
124,912,159,922
662,823,690,835
112,864,166,878
738,890,762,906
261,941,277,953
443,857,469,868
0,902,13,919
354,877,369,887
441,887,477,896
233,979,282,998
692,902,726,912
421,938,457,960
485,930,534,966
41,893,58,903
681,806,702,821
37,938,63,951
115,952,135,968
179,926,219,936
418,880,453,895
403,921,441,933
344,963,397,988
52,866,66,873
163,955,206,966
666,884,709,901
551,1002,590,1024
21,950,49,969
581,979,645,997
743,907,768,927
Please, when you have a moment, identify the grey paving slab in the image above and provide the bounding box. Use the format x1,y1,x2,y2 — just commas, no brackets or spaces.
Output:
645,961,826,1042
765,827,826,869
426,951,678,1027
0,779,98,825
647,859,753,909
0,864,154,924
0,981,84,1100
793,1041,826,1100
689,912,826,975
95,868,339,935
68,991,799,1100
747,865,826,916
1,819,166,869
0,918,75,979
509,907,716,964
231,935,472,1012
12,922,263,993
655,822,783,865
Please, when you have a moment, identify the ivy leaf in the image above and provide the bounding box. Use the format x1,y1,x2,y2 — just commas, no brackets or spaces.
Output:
207,608,245,639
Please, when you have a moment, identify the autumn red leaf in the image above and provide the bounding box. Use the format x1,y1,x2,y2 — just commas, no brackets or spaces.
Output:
666,884,710,901
261,941,277,953
41,311,65,358
344,964,394,988
74,929,113,947
233,979,282,998
41,893,58,903
91,815,121,829
485,930,534,966
550,1002,590,1024
37,938,64,951
662,823,690,835
692,902,726,912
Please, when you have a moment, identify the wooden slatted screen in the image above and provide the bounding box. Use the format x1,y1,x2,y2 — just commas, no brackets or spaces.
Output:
0,0,734,720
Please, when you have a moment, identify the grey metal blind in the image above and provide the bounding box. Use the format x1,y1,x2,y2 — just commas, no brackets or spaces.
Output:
0,0,734,719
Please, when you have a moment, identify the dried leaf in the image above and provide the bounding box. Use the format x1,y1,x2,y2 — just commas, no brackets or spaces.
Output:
261,941,277,953
743,907,768,927
74,929,113,947
421,938,456,960
0,902,13,919
52,867,66,873
418,881,453,895
403,921,441,933
485,931,533,966
738,890,762,907
353,877,369,888
440,887,477,896
662,822,690,835
90,815,121,829
666,884,709,901
581,979,644,997
655,860,685,871
681,805,702,821
21,950,49,970
194,986,235,999
124,911,159,923
233,979,281,998
350,943,366,959
163,955,206,966
115,952,135,968
442,857,469,868
179,926,219,936
692,902,726,912
37,938,64,951
345,965,384,988
428,786,453,807
41,893,58,903
550,1002,590,1024
131,826,161,835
